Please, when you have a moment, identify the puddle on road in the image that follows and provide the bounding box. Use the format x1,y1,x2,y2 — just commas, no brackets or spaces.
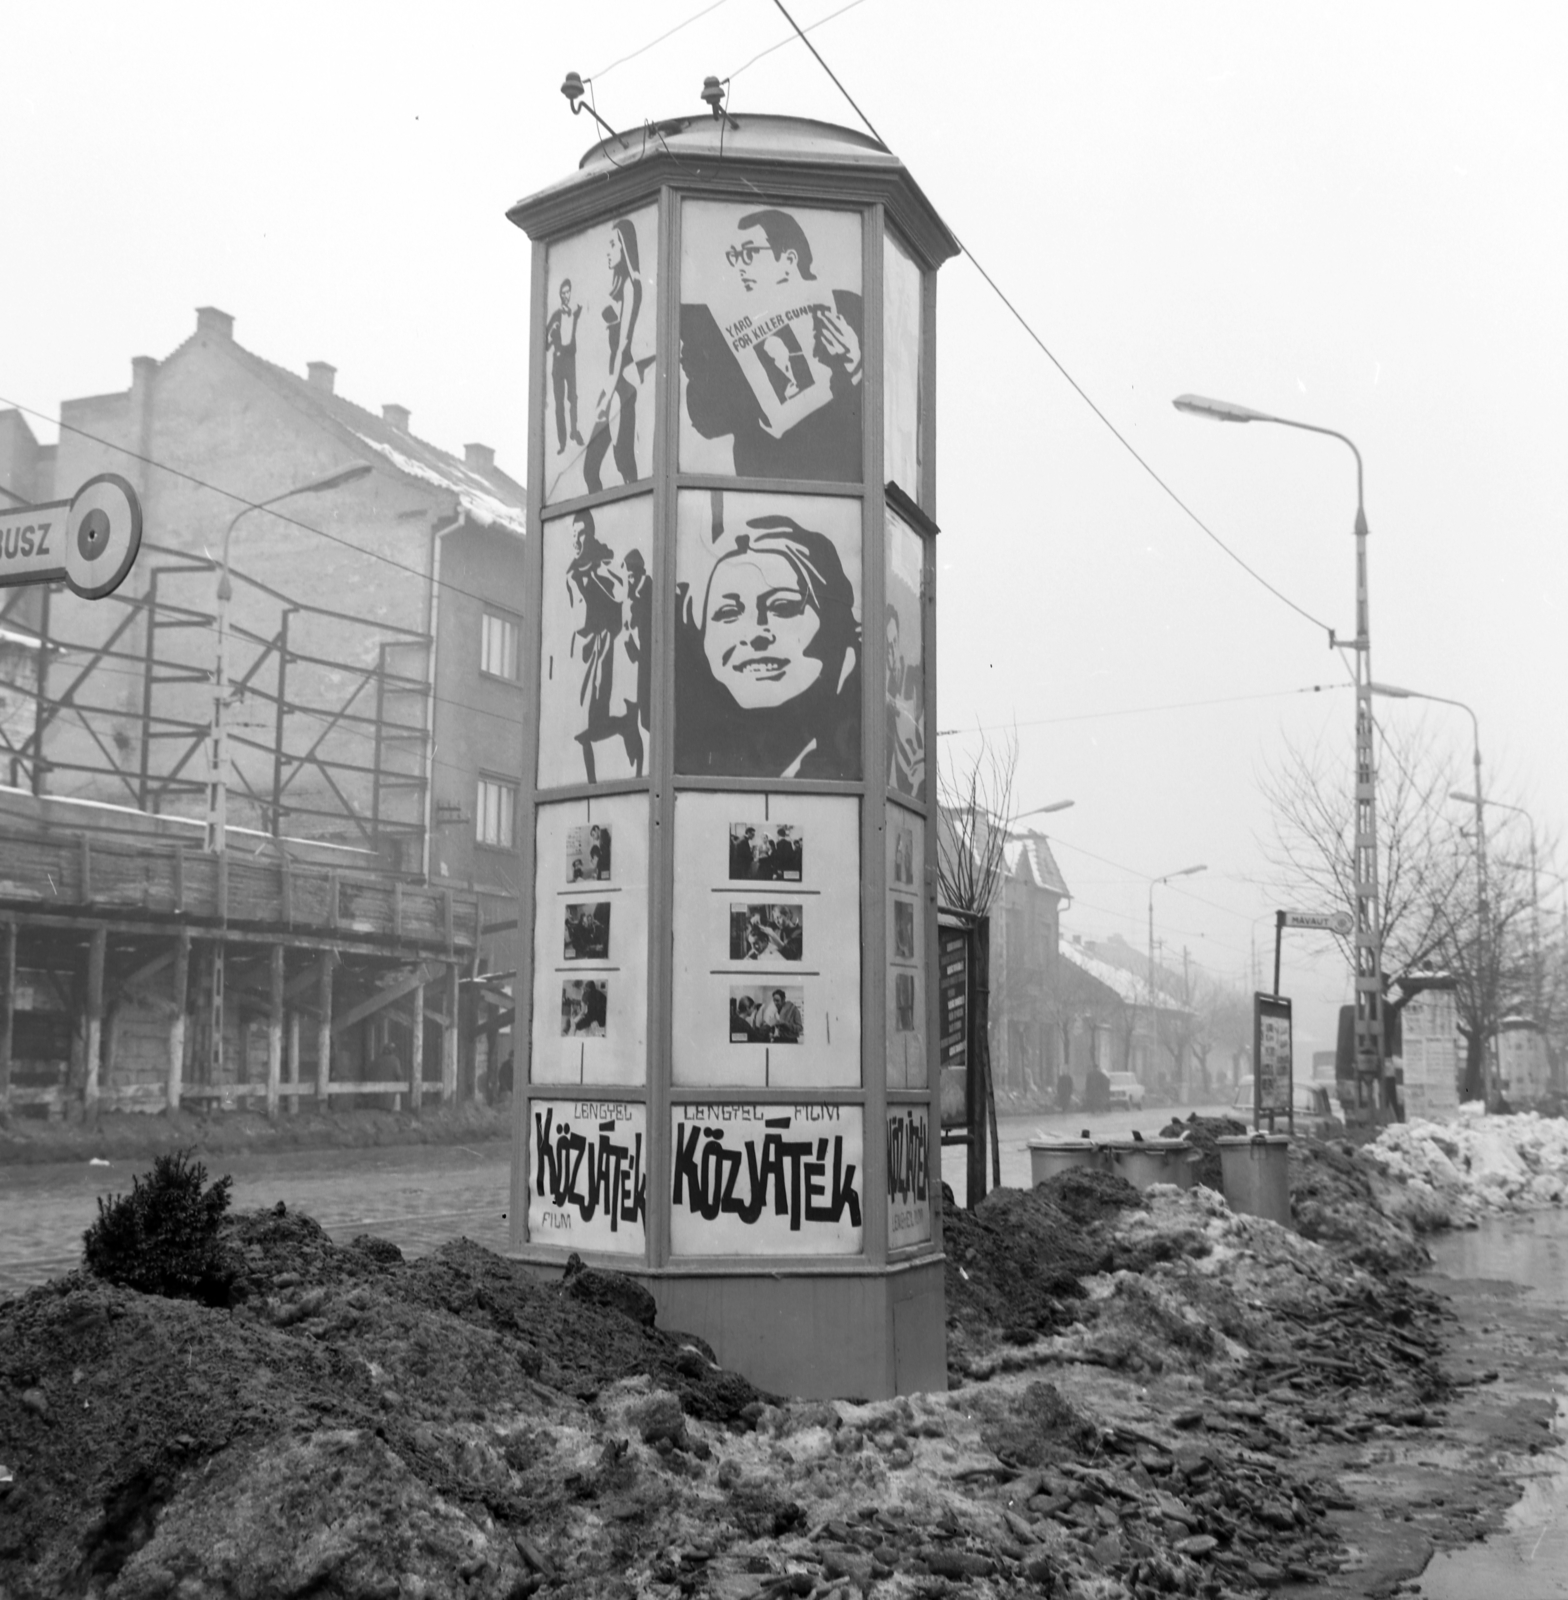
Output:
1419,1208,1568,1599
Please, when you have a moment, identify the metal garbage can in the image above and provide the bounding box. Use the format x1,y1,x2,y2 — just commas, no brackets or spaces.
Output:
1028,1139,1104,1186
1217,1133,1292,1226
1102,1137,1199,1191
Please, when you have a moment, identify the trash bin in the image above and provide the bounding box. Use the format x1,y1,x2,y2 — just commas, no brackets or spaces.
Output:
1102,1138,1199,1191
1028,1139,1104,1186
1217,1133,1292,1226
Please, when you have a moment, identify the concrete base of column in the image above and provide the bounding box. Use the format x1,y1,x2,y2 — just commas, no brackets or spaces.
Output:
510,1251,948,1400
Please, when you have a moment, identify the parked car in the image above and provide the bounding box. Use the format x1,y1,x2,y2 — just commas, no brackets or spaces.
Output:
1231,1077,1342,1135
1105,1072,1146,1111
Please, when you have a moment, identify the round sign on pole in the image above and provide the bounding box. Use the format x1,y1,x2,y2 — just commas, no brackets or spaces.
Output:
63,474,143,599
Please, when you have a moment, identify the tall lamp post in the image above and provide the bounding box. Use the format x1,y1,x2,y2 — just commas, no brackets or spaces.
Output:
204,464,372,853
1370,683,1497,1104
1174,393,1388,1116
1149,864,1206,1096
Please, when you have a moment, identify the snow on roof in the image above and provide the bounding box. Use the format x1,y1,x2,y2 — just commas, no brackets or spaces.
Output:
1059,938,1190,1011
351,433,527,536
1003,835,1070,897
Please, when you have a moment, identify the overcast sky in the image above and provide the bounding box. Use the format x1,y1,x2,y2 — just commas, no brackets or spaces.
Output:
9,1,1565,1058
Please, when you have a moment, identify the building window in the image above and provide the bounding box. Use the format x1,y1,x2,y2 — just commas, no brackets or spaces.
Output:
476,777,516,849
480,610,520,680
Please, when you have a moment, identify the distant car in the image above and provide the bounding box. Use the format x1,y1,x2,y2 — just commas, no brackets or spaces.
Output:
1105,1072,1146,1111
1231,1077,1342,1135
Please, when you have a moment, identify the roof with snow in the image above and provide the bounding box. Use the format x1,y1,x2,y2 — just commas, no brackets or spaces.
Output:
1059,938,1191,1012
187,319,527,537
1003,833,1070,897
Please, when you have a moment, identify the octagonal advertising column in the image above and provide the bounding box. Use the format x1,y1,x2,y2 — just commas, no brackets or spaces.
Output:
506,115,957,1399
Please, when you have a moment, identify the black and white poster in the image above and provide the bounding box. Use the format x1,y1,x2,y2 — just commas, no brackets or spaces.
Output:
669,1102,863,1256
564,902,610,961
538,498,652,789
729,984,806,1042
883,229,923,498
532,795,647,1088
543,204,657,504
885,508,926,801
728,822,802,881
672,792,860,1091
529,1100,646,1255
886,1105,932,1249
675,490,862,781
893,900,915,961
679,201,863,483
729,903,803,962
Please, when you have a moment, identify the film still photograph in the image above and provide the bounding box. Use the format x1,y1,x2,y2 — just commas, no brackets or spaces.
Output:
728,903,804,963
679,201,864,483
560,979,608,1037
895,972,917,1034
892,824,915,886
566,823,613,881
676,490,862,781
728,822,803,881
563,902,610,962
729,985,805,1044
893,899,915,961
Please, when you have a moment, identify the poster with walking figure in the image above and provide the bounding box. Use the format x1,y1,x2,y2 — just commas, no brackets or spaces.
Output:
885,508,926,801
543,204,657,505
675,490,862,781
538,498,652,789
679,201,863,483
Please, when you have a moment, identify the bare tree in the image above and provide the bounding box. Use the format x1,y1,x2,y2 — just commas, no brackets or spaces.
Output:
1261,721,1543,1104
936,732,1019,1192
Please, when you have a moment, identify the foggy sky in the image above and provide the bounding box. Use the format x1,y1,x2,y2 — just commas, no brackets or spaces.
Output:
8,1,1565,1057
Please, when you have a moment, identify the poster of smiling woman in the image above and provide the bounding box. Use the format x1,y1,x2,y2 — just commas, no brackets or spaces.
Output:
674,490,862,781
679,200,863,483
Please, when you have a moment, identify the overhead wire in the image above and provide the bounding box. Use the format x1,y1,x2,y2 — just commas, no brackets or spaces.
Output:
937,681,1348,738
763,4,1337,640
731,0,865,81
591,0,733,80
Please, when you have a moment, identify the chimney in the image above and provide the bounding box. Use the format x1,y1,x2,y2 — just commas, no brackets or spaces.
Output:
463,442,495,473
196,306,234,340
382,403,410,432
307,362,336,395
130,355,158,396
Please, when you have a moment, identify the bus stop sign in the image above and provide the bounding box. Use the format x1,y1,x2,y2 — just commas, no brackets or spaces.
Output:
0,474,142,599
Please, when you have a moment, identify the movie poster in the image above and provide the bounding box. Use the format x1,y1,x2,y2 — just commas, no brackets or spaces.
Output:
669,1102,863,1256
886,1104,932,1249
679,200,863,483
531,795,648,1086
528,1099,646,1254
537,497,652,789
885,508,926,801
887,807,927,1091
884,229,922,498
671,791,861,1091
542,203,657,505
674,490,862,781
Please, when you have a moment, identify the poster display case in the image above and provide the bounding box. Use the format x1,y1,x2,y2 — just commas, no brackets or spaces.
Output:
507,113,958,1400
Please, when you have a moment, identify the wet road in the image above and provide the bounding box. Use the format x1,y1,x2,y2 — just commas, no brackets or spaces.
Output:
0,1100,1233,1297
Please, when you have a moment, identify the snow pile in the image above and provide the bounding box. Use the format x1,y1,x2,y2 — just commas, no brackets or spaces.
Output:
1372,1109,1568,1217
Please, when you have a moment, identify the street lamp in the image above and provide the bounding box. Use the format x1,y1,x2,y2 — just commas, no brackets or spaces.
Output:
1011,799,1075,827
1370,682,1498,1104
1148,864,1206,1097
1174,392,1388,1116
204,464,372,853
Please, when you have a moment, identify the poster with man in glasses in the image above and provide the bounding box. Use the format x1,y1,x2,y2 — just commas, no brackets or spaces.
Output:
679,201,864,483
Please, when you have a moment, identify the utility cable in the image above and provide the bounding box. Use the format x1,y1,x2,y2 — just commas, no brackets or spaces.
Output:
765,4,1336,639
592,0,733,80
937,681,1347,738
732,0,865,81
